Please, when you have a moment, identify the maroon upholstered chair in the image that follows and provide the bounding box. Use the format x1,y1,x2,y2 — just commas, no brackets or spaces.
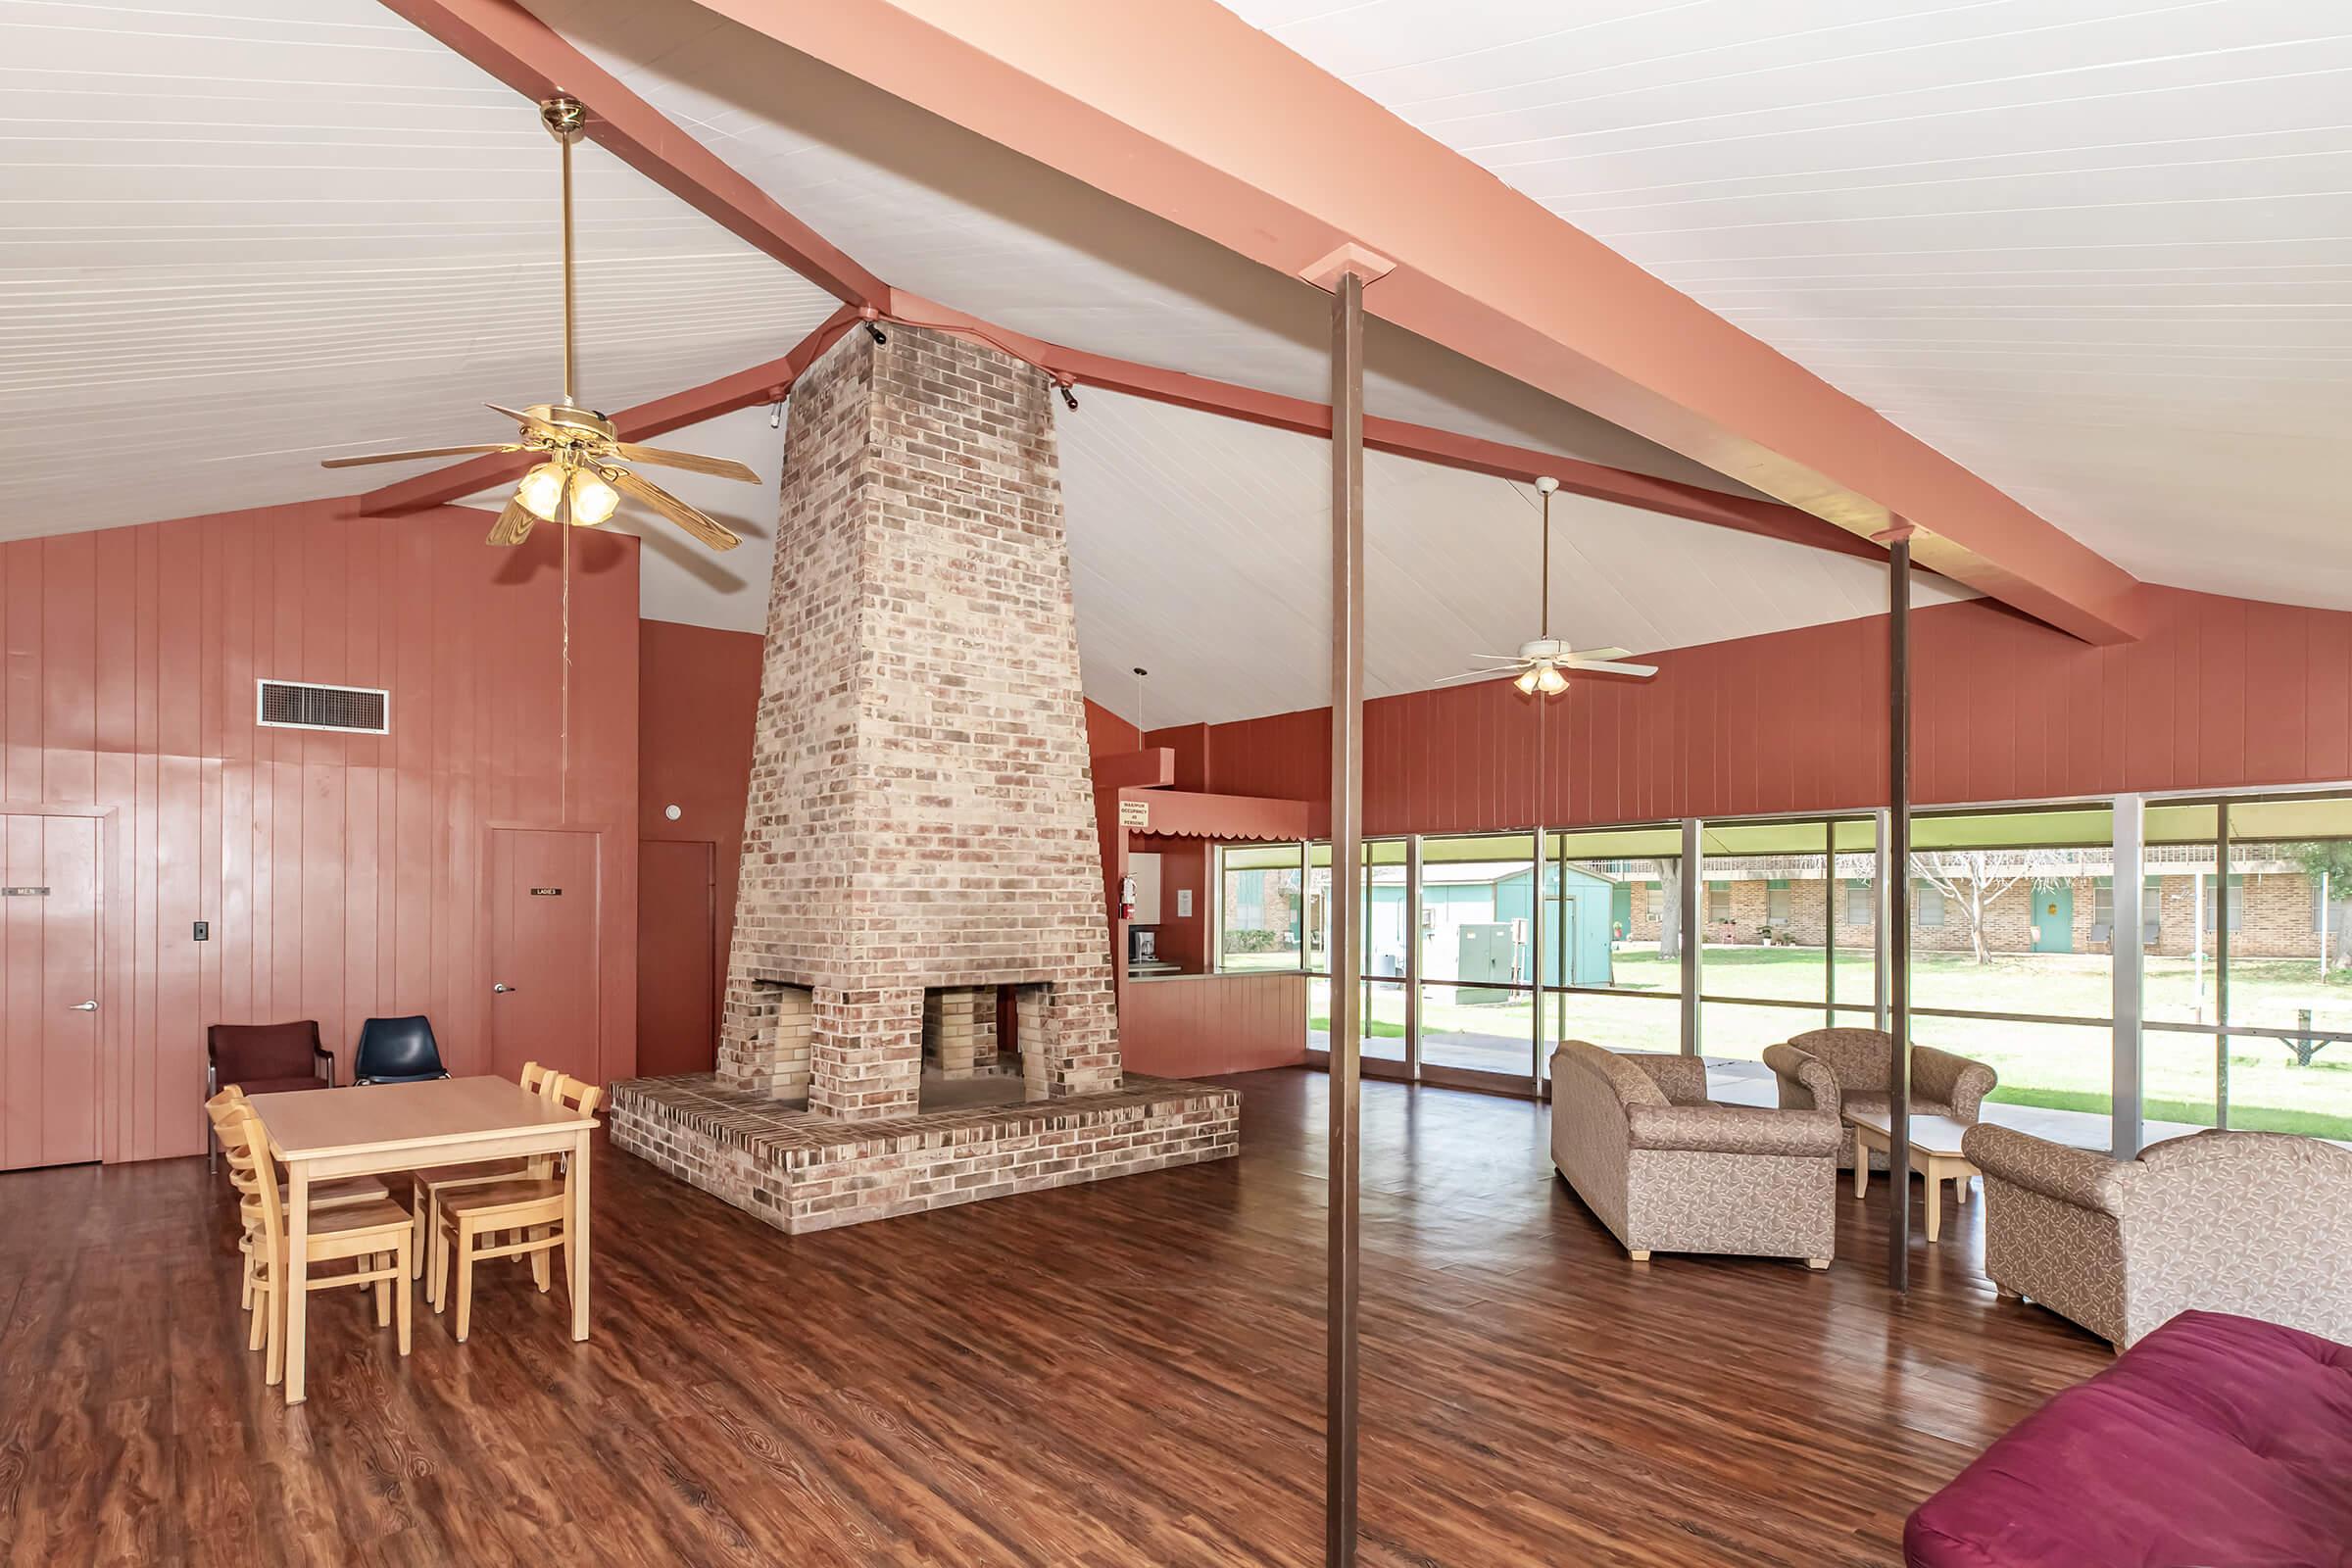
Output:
205,1020,335,1166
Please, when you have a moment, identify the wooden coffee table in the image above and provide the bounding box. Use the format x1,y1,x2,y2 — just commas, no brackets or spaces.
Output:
1843,1108,1979,1242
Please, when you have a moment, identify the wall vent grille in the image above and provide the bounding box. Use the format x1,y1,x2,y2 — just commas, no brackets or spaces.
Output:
257,680,390,734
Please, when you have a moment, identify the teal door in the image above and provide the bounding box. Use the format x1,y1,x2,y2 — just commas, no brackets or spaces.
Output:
2031,884,2073,953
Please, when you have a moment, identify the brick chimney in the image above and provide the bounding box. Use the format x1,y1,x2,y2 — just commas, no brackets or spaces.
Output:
714,324,1118,1120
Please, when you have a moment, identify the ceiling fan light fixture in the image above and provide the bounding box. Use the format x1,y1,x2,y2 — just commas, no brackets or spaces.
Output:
1535,664,1569,696
1514,666,1542,695
320,99,750,555
567,469,620,526
515,460,569,522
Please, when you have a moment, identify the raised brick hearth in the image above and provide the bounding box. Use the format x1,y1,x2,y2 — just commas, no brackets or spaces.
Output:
613,322,1239,1230
610,1072,1240,1234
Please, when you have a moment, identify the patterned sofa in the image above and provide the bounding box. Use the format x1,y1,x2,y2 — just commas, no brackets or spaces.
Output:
1549,1040,1840,1268
1764,1027,1996,1170
1963,1123,2352,1349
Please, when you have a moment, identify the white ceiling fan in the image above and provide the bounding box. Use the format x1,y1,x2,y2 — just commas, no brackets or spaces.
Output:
1435,475,1658,696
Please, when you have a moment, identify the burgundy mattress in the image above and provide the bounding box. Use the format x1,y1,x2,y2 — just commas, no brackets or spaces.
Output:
1904,1310,2352,1567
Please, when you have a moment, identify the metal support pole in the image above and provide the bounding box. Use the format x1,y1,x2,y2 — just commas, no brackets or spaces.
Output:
1886,530,1914,1292
1404,835,1423,1080
1824,818,1838,1027
2111,794,2145,1159
1528,823,1545,1088
1531,701,1546,1090
2216,807,2232,1131
1680,817,1703,1055
1324,268,1366,1568
1873,808,1892,1032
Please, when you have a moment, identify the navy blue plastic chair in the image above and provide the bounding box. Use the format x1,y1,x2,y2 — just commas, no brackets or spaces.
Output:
353,1015,452,1085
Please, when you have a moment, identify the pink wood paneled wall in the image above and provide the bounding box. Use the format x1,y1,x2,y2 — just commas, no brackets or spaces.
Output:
1129,832,1208,974
1192,586,2352,832
1084,698,1141,759
1118,973,1307,1078
0,498,639,1163
636,619,764,1076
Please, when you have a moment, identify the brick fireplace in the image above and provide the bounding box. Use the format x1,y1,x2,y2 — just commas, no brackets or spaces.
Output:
612,324,1238,1232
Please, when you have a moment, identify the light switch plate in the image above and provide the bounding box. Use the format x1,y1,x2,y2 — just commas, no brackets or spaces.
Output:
1176,889,1193,917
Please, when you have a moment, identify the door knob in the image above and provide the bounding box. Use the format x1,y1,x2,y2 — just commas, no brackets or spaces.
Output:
69,1000,98,1011
493,983,516,994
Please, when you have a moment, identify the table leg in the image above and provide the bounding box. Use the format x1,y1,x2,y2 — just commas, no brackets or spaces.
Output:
1852,1127,1869,1198
1924,1163,1943,1244
284,1161,311,1404
568,1128,591,1342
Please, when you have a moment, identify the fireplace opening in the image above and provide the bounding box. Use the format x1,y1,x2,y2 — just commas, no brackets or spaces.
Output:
917,983,1043,1112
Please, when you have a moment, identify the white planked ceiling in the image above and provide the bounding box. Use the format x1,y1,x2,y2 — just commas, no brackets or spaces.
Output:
1061,389,1972,727
517,0,1760,495
0,0,839,536
41,0,2314,733
607,386,1973,729
1221,0,2352,609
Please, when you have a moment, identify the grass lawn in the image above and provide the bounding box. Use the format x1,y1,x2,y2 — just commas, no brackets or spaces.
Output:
1221,949,1306,972
1303,944,2352,1140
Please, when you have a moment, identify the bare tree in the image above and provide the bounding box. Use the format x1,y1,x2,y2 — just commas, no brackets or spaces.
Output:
1648,858,1683,960
1910,850,2061,965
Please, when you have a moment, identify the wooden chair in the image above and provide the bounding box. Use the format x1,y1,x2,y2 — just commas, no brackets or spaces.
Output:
217,1102,415,1384
205,1087,392,1325
407,1061,561,1281
431,1073,601,1343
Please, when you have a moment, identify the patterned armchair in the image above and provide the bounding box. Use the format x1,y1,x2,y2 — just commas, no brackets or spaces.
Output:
1763,1027,1995,1170
1549,1040,1839,1268
1964,1124,2352,1349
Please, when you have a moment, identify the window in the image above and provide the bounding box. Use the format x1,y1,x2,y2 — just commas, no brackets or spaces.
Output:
1916,883,1945,928
1234,869,1266,927
2090,877,2162,944
2201,875,2244,933
1843,880,1873,926
1766,880,1790,924
1910,804,2117,1140
1706,883,1731,923
1543,825,1684,1078
1215,843,1304,972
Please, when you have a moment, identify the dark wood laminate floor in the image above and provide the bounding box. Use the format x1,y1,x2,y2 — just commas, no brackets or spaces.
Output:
0,1068,2110,1567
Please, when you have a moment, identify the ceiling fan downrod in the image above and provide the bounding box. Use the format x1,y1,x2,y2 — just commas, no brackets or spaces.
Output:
540,96,587,408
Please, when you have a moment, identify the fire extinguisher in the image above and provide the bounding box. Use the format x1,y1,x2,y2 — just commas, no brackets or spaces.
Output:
1118,872,1138,922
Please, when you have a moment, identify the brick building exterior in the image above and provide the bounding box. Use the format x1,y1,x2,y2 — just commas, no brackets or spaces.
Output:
1623,858,2334,959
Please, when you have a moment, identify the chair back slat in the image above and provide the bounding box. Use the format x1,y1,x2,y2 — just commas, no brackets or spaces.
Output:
216,1103,285,1262
204,1084,247,1128
550,1073,604,1118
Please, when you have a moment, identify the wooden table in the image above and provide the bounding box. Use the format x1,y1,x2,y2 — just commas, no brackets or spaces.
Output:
244,1076,598,1404
1843,1109,1979,1243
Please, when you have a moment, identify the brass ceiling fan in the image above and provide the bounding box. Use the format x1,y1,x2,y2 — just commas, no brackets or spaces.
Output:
320,96,754,552
1436,475,1658,697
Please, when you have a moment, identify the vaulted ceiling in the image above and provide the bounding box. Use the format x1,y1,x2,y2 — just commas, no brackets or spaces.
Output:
0,0,839,533
1223,0,2352,608
4,1,2342,730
